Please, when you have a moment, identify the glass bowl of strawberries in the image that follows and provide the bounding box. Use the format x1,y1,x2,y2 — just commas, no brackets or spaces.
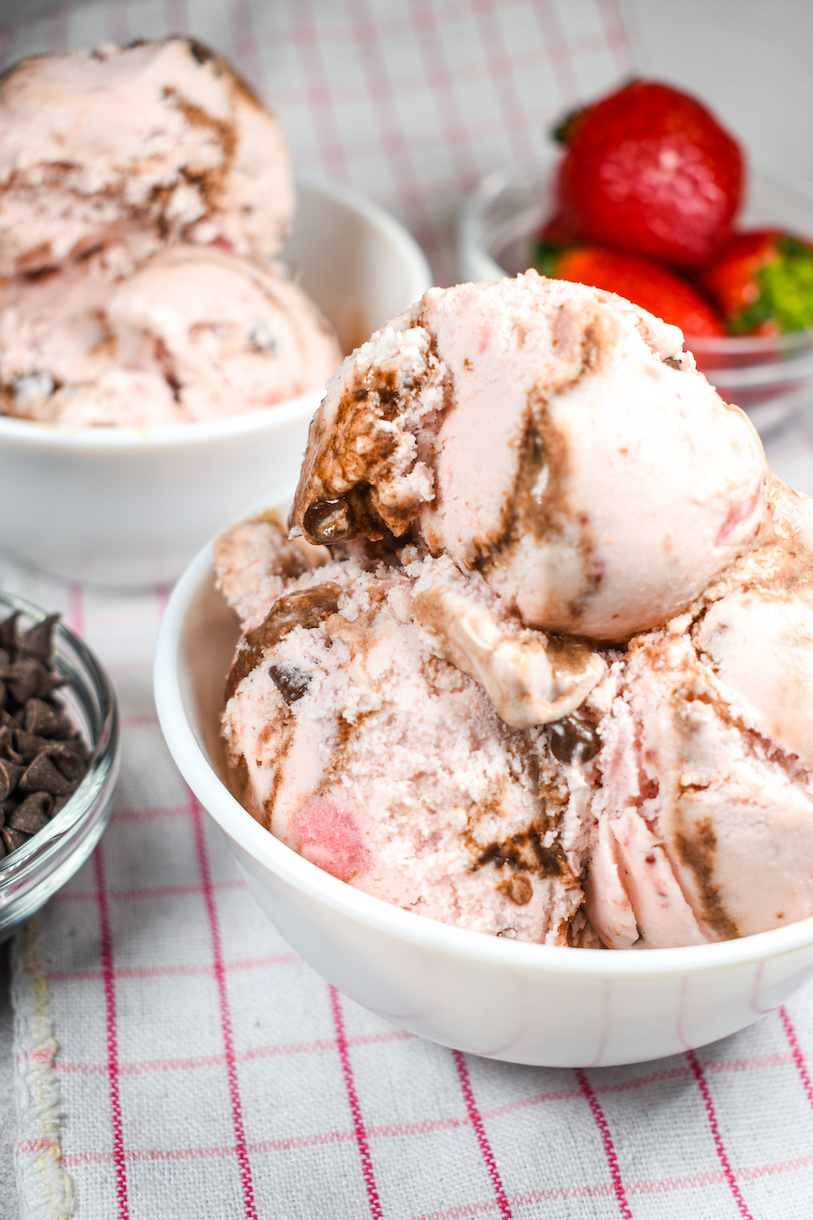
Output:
458,81,813,433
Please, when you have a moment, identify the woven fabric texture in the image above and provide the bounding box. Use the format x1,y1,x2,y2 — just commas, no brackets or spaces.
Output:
3,1,813,1217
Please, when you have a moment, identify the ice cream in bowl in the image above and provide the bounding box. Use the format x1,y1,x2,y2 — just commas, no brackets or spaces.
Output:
155,272,813,1068
0,37,430,586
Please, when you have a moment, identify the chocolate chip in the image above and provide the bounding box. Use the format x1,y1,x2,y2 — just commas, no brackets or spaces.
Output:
226,583,342,699
0,614,18,653
20,753,76,796
8,792,53,834
0,758,24,801
14,729,50,762
0,826,30,854
269,664,311,705
18,615,59,662
0,726,21,764
0,658,45,703
45,742,87,783
249,323,277,354
22,698,74,740
546,711,601,765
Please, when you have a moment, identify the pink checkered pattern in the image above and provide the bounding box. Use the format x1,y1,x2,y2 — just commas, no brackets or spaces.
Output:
4,1,813,1217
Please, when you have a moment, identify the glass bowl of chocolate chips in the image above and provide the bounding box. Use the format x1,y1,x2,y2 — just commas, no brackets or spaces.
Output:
0,592,119,938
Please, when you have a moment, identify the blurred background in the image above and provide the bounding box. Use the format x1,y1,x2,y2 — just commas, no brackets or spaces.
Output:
0,0,809,283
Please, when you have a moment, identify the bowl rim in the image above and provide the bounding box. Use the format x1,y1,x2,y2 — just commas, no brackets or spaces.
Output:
0,589,120,921
0,174,432,452
154,510,813,981
458,154,813,354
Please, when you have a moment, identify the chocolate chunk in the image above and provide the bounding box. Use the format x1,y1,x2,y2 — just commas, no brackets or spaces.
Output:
8,792,53,834
22,698,74,739
20,753,77,796
269,664,311,705
0,826,30,854
546,711,601,765
226,583,342,698
0,758,24,801
498,876,533,906
187,37,215,65
303,497,355,545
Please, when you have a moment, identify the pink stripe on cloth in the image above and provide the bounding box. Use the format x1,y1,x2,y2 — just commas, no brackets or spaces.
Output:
779,1007,813,1111
453,1049,513,1220
329,984,384,1220
686,1048,756,1220
93,845,130,1220
189,792,258,1220
574,1068,632,1219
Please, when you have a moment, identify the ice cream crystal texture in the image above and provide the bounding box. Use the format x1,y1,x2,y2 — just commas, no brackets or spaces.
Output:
218,271,813,949
0,38,342,426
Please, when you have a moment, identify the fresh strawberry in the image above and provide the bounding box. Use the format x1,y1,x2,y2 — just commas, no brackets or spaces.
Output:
554,80,744,269
698,228,813,334
534,243,725,337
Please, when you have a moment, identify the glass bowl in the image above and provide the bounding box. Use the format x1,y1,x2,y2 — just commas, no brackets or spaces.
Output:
458,153,813,431
0,591,120,940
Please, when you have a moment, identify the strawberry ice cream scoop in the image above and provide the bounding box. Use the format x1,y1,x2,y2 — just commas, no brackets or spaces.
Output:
0,246,342,427
218,479,813,949
291,272,767,643
0,38,293,277
217,517,592,945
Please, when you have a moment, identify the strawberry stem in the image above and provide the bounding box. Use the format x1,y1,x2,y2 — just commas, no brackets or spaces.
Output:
732,235,813,333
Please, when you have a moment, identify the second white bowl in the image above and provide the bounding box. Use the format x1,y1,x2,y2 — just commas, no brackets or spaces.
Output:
0,179,431,588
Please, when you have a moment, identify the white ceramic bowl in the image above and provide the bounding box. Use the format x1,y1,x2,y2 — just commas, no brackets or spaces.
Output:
154,506,813,1068
0,179,431,588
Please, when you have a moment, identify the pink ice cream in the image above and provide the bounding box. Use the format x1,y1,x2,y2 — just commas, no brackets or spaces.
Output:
0,38,342,426
219,274,813,950
0,246,342,426
291,272,766,642
0,38,293,278
217,518,594,945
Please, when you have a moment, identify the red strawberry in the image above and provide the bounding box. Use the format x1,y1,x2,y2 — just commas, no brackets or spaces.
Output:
534,243,725,337
698,228,813,334
554,80,744,269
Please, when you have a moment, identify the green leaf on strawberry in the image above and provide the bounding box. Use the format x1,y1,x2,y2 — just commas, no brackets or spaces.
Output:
700,229,813,335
